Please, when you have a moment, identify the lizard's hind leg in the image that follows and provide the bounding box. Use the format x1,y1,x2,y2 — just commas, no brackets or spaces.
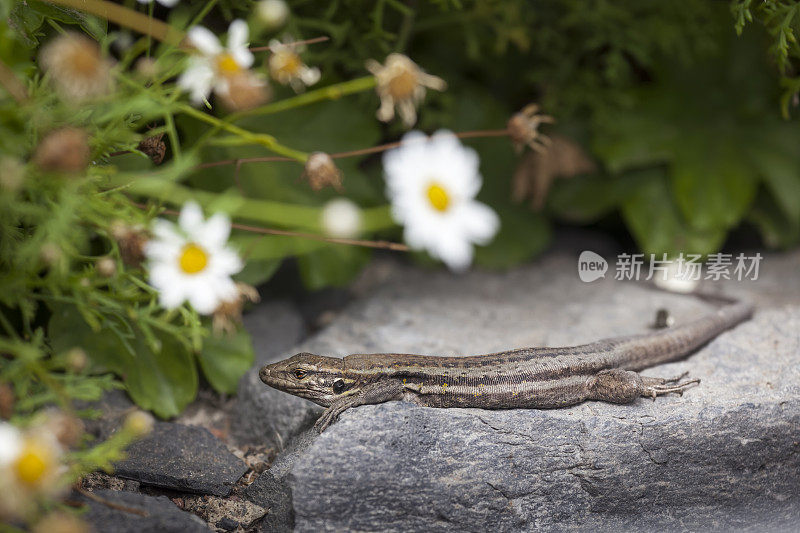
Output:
586,369,700,404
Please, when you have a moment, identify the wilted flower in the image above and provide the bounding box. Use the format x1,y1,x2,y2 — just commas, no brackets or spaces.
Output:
256,0,290,30
366,54,446,127
144,201,243,314
39,33,114,102
110,221,148,267
321,198,362,239
212,282,260,335
33,127,90,174
268,38,320,92
218,70,271,111
507,103,555,154
179,20,257,105
383,131,499,271
302,152,343,191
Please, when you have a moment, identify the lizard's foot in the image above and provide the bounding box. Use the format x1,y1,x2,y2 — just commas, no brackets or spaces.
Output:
587,369,700,404
640,374,700,400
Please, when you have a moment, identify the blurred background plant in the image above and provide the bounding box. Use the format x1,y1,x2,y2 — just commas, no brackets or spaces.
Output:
2,0,800,525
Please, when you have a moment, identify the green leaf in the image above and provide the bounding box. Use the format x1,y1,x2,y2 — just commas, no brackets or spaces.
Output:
197,328,255,394
48,305,198,418
670,141,757,231
297,244,371,290
547,173,633,223
474,207,550,269
621,168,726,256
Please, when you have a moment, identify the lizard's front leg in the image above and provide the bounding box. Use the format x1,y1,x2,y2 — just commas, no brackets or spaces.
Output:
315,380,406,432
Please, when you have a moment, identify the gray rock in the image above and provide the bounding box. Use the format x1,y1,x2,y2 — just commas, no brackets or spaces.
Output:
233,299,314,448
263,250,800,531
244,471,294,532
79,489,210,532
113,422,247,497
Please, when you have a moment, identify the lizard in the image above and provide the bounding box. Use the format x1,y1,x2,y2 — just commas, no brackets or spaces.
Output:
259,297,753,431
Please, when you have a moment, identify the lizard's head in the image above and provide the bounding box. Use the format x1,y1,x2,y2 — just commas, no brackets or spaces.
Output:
259,352,351,407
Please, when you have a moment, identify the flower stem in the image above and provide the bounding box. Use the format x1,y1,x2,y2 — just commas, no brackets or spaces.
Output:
227,76,377,122
44,0,184,44
176,103,310,162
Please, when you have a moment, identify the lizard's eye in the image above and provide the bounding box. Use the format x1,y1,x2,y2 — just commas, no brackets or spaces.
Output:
332,379,346,394
293,369,307,379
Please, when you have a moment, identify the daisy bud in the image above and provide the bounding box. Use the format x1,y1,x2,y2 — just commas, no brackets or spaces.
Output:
256,0,290,31
135,57,160,80
507,103,555,154
33,127,90,174
39,243,63,266
365,54,446,127
39,33,114,102
0,157,25,193
218,71,272,112
302,152,343,192
0,383,14,420
137,133,167,165
65,347,88,373
33,512,89,533
213,282,260,335
321,198,362,239
96,256,117,277
124,410,154,437
110,221,148,267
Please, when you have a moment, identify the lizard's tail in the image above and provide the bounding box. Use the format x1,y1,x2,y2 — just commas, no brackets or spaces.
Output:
611,296,754,371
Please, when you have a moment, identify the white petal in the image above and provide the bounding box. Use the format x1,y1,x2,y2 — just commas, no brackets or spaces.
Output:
178,201,204,234
227,20,250,52
150,219,183,245
459,201,500,244
210,247,243,276
232,47,254,69
187,283,221,314
300,66,321,86
158,281,188,309
178,61,215,104
187,26,222,56
202,213,232,247
0,423,22,465
158,0,180,5
144,239,181,263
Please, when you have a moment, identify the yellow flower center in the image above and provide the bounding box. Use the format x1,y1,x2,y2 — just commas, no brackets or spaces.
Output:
14,440,54,486
215,53,242,75
274,50,302,77
426,183,450,212
179,243,209,274
388,68,419,100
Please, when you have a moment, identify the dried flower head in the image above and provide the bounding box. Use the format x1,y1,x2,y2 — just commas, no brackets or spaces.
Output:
302,152,343,192
366,54,446,127
268,38,320,92
0,156,25,193
511,134,596,210
39,33,114,102
138,133,167,165
33,127,90,174
135,57,159,80
124,410,155,437
218,70,271,111
212,282,260,335
507,103,555,154
110,221,148,267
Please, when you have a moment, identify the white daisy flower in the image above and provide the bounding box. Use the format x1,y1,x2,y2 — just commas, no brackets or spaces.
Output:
178,20,255,105
137,0,179,6
383,130,500,271
145,201,243,314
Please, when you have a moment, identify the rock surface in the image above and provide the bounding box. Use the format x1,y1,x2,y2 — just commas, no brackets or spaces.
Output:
252,250,800,531
114,422,248,497
79,489,210,532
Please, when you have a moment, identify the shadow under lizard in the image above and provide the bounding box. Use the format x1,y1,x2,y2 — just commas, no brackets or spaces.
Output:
259,297,753,431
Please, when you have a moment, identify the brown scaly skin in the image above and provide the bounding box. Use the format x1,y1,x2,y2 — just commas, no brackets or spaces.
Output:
260,300,753,432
